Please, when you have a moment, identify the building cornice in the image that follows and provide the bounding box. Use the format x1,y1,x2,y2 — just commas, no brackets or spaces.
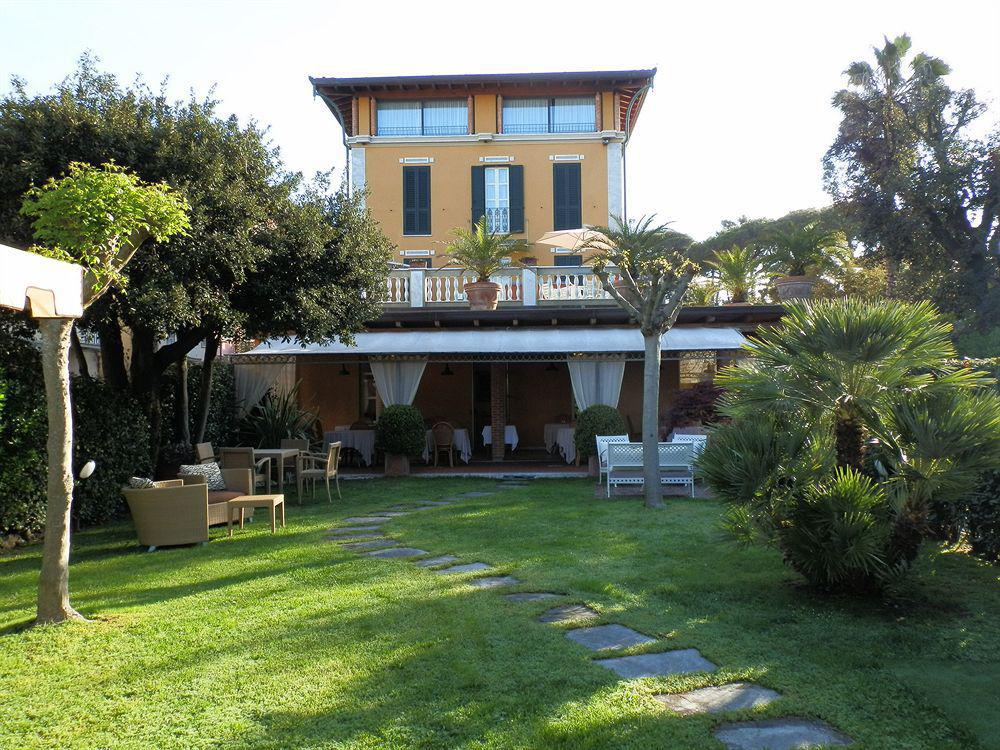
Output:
346,130,626,147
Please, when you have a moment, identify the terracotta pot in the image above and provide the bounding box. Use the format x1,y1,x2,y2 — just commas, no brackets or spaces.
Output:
384,454,410,477
774,275,816,301
464,280,501,311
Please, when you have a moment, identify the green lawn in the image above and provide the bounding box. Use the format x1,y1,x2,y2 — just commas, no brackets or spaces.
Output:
1,479,999,749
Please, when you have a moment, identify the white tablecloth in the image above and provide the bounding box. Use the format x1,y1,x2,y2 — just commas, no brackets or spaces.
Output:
555,426,576,464
544,423,571,452
423,428,472,464
482,425,519,451
323,429,376,466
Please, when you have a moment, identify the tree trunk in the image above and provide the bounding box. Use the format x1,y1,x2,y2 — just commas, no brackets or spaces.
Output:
642,331,664,508
70,324,90,379
96,317,128,390
194,333,220,444
175,356,191,448
834,407,865,471
35,318,85,624
129,329,164,469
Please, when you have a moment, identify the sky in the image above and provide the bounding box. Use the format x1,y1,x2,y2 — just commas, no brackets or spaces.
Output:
2,0,998,239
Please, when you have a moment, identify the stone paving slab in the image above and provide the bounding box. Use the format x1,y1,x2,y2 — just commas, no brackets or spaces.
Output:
414,555,459,567
433,562,492,574
324,533,385,542
565,624,656,651
366,547,429,559
713,719,851,750
326,525,383,535
469,575,520,589
461,491,495,497
341,516,391,524
375,511,410,517
538,604,599,624
340,539,397,550
505,592,559,602
594,649,717,678
654,683,781,715
420,500,454,506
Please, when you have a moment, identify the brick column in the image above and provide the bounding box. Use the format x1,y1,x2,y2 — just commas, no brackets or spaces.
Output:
490,363,506,461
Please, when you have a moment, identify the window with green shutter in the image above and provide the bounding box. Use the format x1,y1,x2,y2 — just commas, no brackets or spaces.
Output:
403,166,431,235
552,163,582,230
472,165,525,233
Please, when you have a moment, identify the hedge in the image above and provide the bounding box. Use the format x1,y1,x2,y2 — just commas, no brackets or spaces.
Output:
574,405,628,462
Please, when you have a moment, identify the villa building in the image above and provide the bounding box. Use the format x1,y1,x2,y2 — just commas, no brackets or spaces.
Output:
232,70,783,470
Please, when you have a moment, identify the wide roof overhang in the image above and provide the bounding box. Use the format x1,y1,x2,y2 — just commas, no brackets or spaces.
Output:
233,326,747,363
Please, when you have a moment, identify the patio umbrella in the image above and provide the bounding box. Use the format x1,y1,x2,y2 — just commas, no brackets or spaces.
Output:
534,227,612,252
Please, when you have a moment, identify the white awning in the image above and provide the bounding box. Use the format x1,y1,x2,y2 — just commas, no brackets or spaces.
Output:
235,326,746,358
1,242,84,318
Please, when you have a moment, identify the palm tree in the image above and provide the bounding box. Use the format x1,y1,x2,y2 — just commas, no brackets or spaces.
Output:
581,216,701,508
705,245,771,303
443,216,522,281
766,222,852,278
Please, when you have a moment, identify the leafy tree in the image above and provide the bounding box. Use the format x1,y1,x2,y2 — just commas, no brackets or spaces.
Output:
20,162,189,624
583,216,700,508
0,58,392,463
823,34,1000,325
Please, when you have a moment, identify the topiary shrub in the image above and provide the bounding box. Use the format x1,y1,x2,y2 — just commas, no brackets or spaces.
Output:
666,381,724,431
574,405,628,462
962,471,1000,563
72,376,152,525
375,405,426,457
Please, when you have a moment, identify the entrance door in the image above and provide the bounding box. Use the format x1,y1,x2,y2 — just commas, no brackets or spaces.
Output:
472,364,491,456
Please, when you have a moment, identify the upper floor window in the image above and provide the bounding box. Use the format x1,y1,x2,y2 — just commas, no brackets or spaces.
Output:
377,99,467,136
503,97,596,134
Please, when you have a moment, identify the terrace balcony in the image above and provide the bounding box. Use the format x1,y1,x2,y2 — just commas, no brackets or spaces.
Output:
385,265,622,308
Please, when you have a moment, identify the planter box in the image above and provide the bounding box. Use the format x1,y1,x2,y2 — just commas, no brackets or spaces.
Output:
384,454,410,477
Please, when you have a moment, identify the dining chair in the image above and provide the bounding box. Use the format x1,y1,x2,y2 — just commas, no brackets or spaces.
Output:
218,447,272,494
431,422,455,467
280,438,310,488
298,441,342,503
194,442,216,464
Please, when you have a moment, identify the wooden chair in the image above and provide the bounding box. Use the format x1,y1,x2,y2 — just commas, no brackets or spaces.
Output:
431,422,455,467
218,447,272,494
194,442,216,464
298,441,342,502
280,438,309,489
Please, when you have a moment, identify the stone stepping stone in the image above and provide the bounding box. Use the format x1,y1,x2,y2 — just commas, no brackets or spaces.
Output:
714,719,851,750
654,683,781,715
565,624,655,651
366,547,428,559
594,649,717,678
326,525,383,535
469,575,520,589
505,592,559,602
340,539,396,550
374,511,409,517
420,500,453,506
538,604,599,624
461,491,495,497
414,555,459,568
324,533,384,542
341,516,391,524
433,562,492,574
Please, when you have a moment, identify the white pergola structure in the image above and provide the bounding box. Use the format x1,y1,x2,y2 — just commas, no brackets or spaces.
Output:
1,242,84,319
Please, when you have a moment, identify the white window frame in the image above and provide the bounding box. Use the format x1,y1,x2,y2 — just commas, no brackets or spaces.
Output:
484,166,510,233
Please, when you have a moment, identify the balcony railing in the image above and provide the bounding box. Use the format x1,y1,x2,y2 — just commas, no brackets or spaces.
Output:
484,207,509,233
384,266,621,307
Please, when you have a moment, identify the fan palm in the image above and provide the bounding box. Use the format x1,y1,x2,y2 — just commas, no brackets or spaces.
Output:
705,245,771,303
443,217,522,281
766,222,852,278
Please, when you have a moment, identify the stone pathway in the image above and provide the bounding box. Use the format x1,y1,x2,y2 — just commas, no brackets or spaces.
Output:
327,484,851,748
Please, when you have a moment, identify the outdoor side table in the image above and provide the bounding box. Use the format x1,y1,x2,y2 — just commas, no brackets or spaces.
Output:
227,494,285,537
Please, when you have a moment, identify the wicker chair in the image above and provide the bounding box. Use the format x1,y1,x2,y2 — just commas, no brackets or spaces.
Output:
218,447,272,494
122,468,252,551
194,442,216,464
431,422,455,467
298,441,342,502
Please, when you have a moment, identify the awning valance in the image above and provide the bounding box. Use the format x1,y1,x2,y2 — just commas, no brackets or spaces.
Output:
234,326,747,359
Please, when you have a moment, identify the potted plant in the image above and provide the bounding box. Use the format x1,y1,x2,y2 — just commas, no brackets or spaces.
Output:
766,222,851,301
574,404,628,477
443,217,522,311
705,245,771,304
375,404,425,477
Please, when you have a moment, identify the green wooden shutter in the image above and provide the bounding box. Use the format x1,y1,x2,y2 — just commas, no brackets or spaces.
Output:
471,166,486,226
508,165,524,233
403,166,431,235
552,163,581,230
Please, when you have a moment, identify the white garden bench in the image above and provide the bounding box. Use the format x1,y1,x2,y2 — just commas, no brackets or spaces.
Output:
606,442,695,498
595,434,630,482
668,433,708,458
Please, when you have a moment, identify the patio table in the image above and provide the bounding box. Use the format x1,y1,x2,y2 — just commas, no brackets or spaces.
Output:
555,426,577,464
323,429,376,466
482,425,519,452
544,422,571,453
253,448,300,495
422,428,472,464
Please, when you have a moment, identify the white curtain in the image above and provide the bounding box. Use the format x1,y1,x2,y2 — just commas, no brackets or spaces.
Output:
371,360,426,406
503,97,548,134
567,360,626,410
234,362,295,416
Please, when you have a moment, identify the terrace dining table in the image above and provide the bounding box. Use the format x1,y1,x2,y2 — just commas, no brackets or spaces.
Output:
544,422,572,453
555,426,577,464
422,428,472,464
481,425,519,452
323,429,376,467
253,448,301,495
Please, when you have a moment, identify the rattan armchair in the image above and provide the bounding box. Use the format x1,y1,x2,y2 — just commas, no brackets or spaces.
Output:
297,441,342,502
431,422,455,467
